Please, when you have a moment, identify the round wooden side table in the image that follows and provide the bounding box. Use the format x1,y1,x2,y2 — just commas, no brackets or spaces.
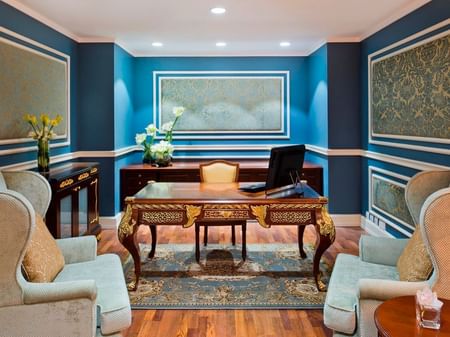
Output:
375,296,450,337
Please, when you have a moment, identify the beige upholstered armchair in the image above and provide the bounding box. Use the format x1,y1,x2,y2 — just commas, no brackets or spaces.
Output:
0,171,131,337
324,170,450,337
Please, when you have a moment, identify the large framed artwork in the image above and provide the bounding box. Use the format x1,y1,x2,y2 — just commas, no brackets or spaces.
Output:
0,27,70,151
153,71,290,139
368,166,414,238
368,20,449,153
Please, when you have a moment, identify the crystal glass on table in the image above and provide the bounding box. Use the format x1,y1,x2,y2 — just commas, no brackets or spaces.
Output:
416,286,444,330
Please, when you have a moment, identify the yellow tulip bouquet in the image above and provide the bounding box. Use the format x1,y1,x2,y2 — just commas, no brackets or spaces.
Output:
24,113,63,173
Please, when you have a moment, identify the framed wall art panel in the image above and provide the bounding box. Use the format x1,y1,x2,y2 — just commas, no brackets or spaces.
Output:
153,71,290,140
0,27,70,147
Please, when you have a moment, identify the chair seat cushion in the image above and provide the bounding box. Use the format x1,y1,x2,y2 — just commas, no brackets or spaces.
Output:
55,254,131,335
324,253,399,334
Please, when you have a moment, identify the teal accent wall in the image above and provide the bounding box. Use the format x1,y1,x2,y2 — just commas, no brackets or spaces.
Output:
114,45,135,149
306,45,328,148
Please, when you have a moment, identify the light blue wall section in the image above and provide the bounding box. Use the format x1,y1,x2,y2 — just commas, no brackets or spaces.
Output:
360,0,450,237
306,45,328,148
114,45,135,149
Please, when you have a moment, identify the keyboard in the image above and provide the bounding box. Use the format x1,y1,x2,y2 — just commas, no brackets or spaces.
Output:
239,182,266,193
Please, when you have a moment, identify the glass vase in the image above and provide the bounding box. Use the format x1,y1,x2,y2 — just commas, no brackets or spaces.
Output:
153,153,172,167
142,148,153,164
37,138,50,174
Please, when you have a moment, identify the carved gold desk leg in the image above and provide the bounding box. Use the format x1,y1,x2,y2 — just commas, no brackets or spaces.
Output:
118,205,140,291
313,207,336,292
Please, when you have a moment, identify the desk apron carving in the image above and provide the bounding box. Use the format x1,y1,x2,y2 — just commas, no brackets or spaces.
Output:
118,201,335,292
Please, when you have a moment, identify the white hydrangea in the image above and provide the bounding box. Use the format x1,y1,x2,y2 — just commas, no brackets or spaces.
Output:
161,121,174,132
135,133,147,145
151,140,174,157
173,106,185,117
145,123,158,136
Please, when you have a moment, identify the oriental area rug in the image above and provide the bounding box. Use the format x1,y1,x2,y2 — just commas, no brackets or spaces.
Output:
124,243,331,309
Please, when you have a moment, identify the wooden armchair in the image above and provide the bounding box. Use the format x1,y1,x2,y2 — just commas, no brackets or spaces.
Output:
195,160,247,262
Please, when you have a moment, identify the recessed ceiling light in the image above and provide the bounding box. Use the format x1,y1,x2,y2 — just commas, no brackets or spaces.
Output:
280,41,291,47
152,42,163,47
211,7,226,14
216,42,227,47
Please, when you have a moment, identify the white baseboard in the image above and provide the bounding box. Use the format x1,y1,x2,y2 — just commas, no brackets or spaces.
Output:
99,213,122,229
330,214,362,227
361,216,393,237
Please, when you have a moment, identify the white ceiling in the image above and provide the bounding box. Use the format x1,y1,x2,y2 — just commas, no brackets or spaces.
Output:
5,0,430,56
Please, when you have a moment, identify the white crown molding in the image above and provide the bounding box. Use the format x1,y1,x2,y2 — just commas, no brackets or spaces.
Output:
304,40,327,56
76,37,115,43
2,0,79,41
359,0,432,40
327,37,360,43
132,51,311,57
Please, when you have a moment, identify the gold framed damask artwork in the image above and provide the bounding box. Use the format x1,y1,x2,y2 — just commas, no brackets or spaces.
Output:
368,21,449,151
0,27,70,150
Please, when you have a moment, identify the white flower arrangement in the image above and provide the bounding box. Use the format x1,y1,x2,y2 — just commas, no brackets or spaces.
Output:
135,107,185,163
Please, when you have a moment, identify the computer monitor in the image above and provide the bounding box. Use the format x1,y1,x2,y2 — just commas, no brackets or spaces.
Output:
265,144,306,193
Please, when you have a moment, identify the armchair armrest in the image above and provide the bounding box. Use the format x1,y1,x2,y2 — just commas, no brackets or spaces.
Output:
359,235,409,266
358,279,429,301
23,280,97,304
2,171,51,216
56,236,98,264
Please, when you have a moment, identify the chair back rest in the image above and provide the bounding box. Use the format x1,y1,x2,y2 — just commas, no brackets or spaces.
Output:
0,190,34,306
420,188,450,300
200,160,239,183
405,171,450,227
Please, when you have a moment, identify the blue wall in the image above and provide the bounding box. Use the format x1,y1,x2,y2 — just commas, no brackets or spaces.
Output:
114,45,135,149
1,0,448,222
306,45,328,148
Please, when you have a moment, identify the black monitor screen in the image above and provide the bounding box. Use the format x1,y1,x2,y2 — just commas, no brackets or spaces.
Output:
265,144,306,191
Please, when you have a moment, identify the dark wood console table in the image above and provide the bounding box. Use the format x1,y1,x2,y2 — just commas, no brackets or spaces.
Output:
120,160,323,209
118,182,335,292
46,162,101,239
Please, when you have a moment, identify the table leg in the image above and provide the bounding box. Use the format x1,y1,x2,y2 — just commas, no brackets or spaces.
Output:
231,225,236,245
118,205,140,291
297,225,307,258
313,207,336,291
148,225,157,259
242,222,247,261
195,223,201,262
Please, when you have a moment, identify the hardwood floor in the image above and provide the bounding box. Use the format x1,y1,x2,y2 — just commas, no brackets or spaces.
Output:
98,224,363,337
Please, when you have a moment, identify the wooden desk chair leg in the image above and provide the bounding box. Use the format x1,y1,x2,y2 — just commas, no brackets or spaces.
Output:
231,225,236,245
297,225,307,259
242,222,247,261
195,223,201,262
149,225,157,258
203,226,208,246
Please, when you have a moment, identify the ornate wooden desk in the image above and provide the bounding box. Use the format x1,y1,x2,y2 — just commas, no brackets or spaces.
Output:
118,182,335,292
